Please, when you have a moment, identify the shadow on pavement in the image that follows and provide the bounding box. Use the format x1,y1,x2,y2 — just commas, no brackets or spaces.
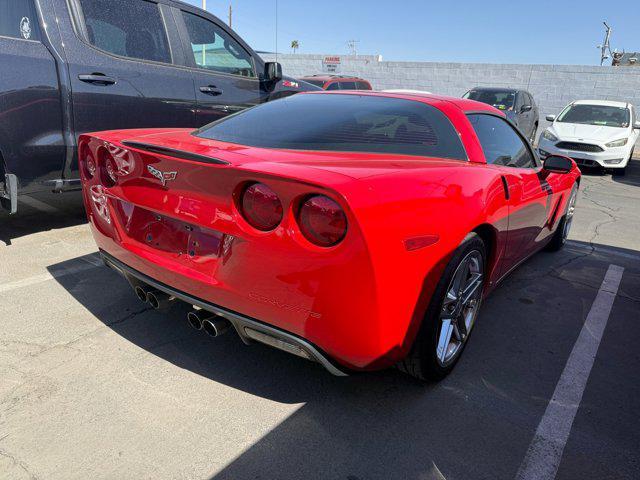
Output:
47,241,640,479
611,158,640,188
0,191,86,246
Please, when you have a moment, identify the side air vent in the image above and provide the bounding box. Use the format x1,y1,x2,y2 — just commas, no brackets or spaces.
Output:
122,141,230,165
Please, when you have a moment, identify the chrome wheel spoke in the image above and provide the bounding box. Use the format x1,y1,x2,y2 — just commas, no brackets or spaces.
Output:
437,319,455,364
460,273,483,306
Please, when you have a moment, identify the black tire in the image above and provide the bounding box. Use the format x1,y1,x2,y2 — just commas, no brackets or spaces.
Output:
546,183,578,252
397,233,486,381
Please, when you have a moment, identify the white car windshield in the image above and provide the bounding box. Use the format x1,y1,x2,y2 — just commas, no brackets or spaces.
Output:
557,104,630,128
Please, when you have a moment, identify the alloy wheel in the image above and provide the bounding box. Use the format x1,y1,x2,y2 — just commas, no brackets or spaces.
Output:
436,250,484,366
562,189,578,242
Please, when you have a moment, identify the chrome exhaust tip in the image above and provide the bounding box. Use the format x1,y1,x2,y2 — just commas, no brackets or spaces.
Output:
202,316,231,338
134,285,148,302
186,309,209,331
146,289,173,310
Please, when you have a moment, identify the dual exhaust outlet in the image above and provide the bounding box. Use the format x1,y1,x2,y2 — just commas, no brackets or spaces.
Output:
134,284,230,338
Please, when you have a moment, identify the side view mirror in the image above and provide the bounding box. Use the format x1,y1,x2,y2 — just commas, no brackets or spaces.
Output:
634,121,640,130
263,62,283,83
520,105,532,113
543,155,573,174
546,115,556,122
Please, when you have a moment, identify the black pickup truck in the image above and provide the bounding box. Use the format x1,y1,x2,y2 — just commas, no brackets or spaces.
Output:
0,0,315,214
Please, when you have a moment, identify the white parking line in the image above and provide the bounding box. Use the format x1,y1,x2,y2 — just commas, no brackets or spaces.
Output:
515,264,624,480
0,254,102,294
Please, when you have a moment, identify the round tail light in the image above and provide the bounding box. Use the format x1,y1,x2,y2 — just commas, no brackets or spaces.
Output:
240,183,283,231
99,149,118,188
298,195,347,247
80,145,96,180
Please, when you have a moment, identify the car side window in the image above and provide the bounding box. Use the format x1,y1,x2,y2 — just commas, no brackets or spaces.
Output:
468,114,538,168
516,93,525,111
339,81,357,90
326,82,340,90
78,0,171,64
0,0,41,41
525,93,533,107
181,11,255,78
357,81,372,90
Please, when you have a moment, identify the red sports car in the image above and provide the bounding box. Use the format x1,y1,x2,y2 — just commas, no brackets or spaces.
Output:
79,91,580,380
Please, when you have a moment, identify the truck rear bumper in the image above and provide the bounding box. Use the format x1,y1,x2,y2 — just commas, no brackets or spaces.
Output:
100,250,348,376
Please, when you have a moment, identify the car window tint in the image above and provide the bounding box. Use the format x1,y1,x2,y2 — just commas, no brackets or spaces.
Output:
339,81,357,90
197,94,468,160
182,11,255,77
326,82,340,90
0,0,41,40
557,104,630,128
465,90,516,111
357,81,372,90
78,0,170,63
468,114,537,168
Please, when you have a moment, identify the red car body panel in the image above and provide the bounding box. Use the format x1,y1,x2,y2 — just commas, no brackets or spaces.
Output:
79,92,580,372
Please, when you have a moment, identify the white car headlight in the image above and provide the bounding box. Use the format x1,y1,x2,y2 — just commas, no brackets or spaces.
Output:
542,129,558,142
605,138,628,148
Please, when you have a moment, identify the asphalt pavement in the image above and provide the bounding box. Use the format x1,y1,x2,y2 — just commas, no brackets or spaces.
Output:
0,160,639,480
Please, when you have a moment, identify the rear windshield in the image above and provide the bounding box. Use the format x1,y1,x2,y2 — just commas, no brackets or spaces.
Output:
195,94,467,160
557,104,630,128
464,90,516,111
303,79,325,88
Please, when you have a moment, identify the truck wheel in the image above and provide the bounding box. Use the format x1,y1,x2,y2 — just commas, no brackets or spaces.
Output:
398,233,486,381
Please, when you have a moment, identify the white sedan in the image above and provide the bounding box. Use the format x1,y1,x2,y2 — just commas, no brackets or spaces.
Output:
538,100,640,175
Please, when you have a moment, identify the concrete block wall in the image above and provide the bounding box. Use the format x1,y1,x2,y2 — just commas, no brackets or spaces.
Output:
264,54,640,142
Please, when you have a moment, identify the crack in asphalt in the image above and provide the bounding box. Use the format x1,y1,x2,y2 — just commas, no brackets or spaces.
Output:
0,448,40,480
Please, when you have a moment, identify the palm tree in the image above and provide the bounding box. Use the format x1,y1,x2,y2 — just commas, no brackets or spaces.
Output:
291,40,299,54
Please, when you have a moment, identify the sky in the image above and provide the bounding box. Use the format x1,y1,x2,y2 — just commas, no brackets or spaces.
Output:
185,0,639,65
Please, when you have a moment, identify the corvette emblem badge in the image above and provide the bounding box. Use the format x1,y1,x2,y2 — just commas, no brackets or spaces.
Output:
147,165,177,186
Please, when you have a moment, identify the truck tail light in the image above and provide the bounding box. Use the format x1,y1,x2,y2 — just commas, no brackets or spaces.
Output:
298,195,347,247
240,183,283,231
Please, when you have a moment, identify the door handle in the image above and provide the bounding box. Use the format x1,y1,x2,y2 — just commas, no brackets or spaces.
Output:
200,85,223,96
78,74,116,85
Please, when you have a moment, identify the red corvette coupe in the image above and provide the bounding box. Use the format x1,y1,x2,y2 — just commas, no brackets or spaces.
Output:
79,91,580,380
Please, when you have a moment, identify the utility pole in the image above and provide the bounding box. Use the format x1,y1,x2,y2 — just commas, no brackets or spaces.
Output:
202,0,206,11
598,22,612,66
229,4,233,28
347,39,359,56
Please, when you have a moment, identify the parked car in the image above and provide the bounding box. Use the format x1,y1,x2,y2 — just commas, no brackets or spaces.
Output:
78,91,580,380
0,0,316,214
463,88,539,144
299,75,373,91
382,89,433,95
538,100,640,176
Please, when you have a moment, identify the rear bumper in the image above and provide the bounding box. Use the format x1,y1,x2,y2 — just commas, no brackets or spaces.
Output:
101,250,348,376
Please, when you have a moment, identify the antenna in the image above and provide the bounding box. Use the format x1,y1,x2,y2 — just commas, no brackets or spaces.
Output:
598,22,612,66
347,40,359,56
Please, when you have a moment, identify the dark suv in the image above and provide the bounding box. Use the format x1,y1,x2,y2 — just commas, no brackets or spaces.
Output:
463,88,539,144
299,75,373,91
0,0,316,214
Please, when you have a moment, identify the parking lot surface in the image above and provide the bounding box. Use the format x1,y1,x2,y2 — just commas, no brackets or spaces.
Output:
1,161,639,480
